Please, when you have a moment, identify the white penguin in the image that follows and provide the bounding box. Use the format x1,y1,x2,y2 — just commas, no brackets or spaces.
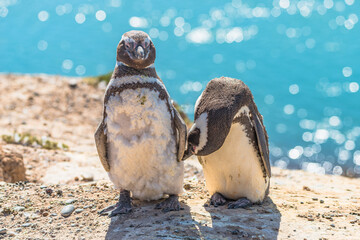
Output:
183,77,271,208
95,31,187,216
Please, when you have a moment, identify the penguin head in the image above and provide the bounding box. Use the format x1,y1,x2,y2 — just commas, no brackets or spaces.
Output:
183,127,200,159
117,30,156,69
183,111,224,160
183,108,232,160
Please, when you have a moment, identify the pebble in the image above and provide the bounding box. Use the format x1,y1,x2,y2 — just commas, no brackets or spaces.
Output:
30,213,40,220
15,228,22,232
183,184,191,190
320,200,324,204
51,213,57,217
0,228,6,234
45,188,53,195
66,199,77,204
40,185,47,189
22,223,32,227
7,231,16,237
330,224,335,228
61,205,75,217
75,208,84,214
312,198,318,201
68,79,78,89
13,206,25,212
81,173,94,182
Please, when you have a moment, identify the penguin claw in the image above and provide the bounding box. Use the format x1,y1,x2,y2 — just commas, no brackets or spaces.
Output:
155,195,182,212
109,205,132,217
98,203,119,215
227,198,252,209
210,193,227,207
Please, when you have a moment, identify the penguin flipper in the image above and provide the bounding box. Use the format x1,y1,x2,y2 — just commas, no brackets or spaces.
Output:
173,107,187,162
252,114,271,177
94,121,110,172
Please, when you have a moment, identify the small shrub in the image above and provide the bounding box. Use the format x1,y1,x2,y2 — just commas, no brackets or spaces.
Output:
1,133,69,150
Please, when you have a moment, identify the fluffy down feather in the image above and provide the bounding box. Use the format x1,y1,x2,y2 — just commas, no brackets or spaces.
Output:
105,77,184,200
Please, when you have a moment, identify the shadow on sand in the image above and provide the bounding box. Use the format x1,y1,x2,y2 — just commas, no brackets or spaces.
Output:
105,197,281,239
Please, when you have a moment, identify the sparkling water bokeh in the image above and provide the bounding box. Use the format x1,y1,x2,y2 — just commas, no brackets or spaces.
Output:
0,0,359,177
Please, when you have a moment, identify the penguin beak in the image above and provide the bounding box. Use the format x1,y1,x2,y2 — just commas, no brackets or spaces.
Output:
182,144,196,161
135,45,145,60
182,148,193,161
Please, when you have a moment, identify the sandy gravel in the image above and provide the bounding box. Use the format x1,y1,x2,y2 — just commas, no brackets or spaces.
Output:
0,74,359,240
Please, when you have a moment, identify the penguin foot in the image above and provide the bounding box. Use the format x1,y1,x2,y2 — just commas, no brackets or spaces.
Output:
228,198,252,209
98,203,118,215
107,190,132,217
210,192,227,207
155,195,183,213
109,204,132,217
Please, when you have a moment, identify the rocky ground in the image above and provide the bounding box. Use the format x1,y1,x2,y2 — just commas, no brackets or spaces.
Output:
0,74,359,240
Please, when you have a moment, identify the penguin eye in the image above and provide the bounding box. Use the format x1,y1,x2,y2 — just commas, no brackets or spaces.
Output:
188,128,200,146
125,41,135,50
143,38,150,48
143,41,150,48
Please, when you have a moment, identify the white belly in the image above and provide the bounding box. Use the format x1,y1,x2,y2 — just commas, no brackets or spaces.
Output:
201,123,269,203
105,83,183,201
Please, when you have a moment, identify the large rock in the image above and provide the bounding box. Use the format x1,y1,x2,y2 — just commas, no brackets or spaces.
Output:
0,146,26,182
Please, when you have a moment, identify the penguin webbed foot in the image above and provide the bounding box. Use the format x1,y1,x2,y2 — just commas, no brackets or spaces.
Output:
155,195,183,212
99,189,132,217
109,203,132,217
98,203,119,215
210,192,227,207
227,197,252,209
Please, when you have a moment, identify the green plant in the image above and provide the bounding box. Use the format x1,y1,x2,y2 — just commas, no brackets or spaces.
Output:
83,71,112,86
1,133,69,150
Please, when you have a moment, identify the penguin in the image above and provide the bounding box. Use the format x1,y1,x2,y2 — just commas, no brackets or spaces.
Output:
182,77,271,209
95,30,187,216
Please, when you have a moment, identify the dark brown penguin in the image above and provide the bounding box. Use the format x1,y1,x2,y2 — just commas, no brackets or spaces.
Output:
183,77,271,208
95,30,187,217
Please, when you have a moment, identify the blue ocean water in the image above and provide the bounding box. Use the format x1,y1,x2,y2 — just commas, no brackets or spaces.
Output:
0,0,359,177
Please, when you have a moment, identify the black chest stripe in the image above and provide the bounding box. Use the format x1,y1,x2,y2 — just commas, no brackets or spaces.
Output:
104,82,168,104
